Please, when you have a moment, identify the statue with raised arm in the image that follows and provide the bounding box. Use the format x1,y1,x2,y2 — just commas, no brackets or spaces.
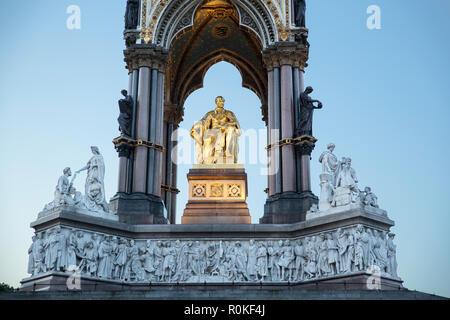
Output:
76,146,110,213
43,167,77,210
118,89,133,137
294,0,306,28
297,86,323,136
125,0,139,30
190,96,242,164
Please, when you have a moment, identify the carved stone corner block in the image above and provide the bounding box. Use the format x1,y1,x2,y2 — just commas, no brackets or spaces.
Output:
124,45,169,72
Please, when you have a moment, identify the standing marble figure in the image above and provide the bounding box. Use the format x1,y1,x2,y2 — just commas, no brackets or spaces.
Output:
297,86,322,136
76,146,110,213
124,0,139,30
294,0,306,27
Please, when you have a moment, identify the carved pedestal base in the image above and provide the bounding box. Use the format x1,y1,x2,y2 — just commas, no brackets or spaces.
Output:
181,166,251,224
21,205,402,291
261,191,318,224
110,192,167,224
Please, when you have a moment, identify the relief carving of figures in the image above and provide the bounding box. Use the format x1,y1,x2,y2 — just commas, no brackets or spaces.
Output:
360,227,371,270
316,234,329,277
246,240,258,281
27,226,400,284
55,227,68,272
353,225,365,271
66,229,78,269
28,234,45,276
204,242,220,277
387,233,398,278
191,96,242,164
267,241,277,281
114,238,128,280
79,241,98,277
97,236,114,279
130,243,146,282
234,241,248,281
143,240,156,279
326,233,339,275
44,229,59,271
337,228,351,273
294,239,306,281
189,241,202,278
123,240,138,281
278,240,295,281
173,241,190,282
304,237,317,279
30,233,45,275
255,242,268,281
372,230,388,273
161,241,176,282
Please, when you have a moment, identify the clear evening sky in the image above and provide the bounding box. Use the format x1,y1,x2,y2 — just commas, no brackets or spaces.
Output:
0,1,449,297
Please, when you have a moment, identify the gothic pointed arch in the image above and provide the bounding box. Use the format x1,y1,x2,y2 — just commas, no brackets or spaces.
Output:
162,0,269,123
153,0,277,50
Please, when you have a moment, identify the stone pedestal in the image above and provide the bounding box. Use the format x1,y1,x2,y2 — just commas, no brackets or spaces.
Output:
110,192,167,224
21,204,402,290
261,191,318,224
181,165,251,224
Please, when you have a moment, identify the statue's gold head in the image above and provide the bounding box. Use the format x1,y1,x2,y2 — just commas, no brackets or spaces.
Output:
215,96,225,109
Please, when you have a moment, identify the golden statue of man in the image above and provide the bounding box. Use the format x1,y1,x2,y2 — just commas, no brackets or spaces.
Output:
191,96,242,164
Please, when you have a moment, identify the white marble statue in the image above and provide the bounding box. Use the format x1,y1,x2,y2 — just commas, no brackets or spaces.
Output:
332,157,360,206
314,144,375,215
360,186,379,208
44,168,78,210
319,143,339,179
75,146,110,214
318,144,338,211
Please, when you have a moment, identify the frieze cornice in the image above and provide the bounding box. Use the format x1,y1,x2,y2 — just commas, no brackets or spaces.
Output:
263,42,309,72
124,45,169,72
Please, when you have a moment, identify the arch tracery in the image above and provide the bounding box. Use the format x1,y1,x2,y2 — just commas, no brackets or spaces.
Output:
163,0,268,122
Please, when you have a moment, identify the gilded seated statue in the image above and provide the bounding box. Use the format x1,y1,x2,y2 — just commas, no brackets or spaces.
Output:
191,96,242,164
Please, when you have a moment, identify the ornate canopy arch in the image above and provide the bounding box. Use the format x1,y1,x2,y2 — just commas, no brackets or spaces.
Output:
161,0,269,123
152,0,277,50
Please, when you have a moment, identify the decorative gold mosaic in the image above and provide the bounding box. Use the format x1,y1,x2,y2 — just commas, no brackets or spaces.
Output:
189,180,245,201
210,183,224,197
192,184,206,198
227,183,242,198
141,0,288,43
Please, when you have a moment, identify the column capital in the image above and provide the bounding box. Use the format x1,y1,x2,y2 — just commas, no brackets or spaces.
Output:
295,136,317,156
164,104,184,125
262,42,309,72
124,44,169,73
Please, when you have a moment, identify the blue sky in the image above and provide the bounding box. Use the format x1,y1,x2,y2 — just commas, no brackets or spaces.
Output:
0,1,449,297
